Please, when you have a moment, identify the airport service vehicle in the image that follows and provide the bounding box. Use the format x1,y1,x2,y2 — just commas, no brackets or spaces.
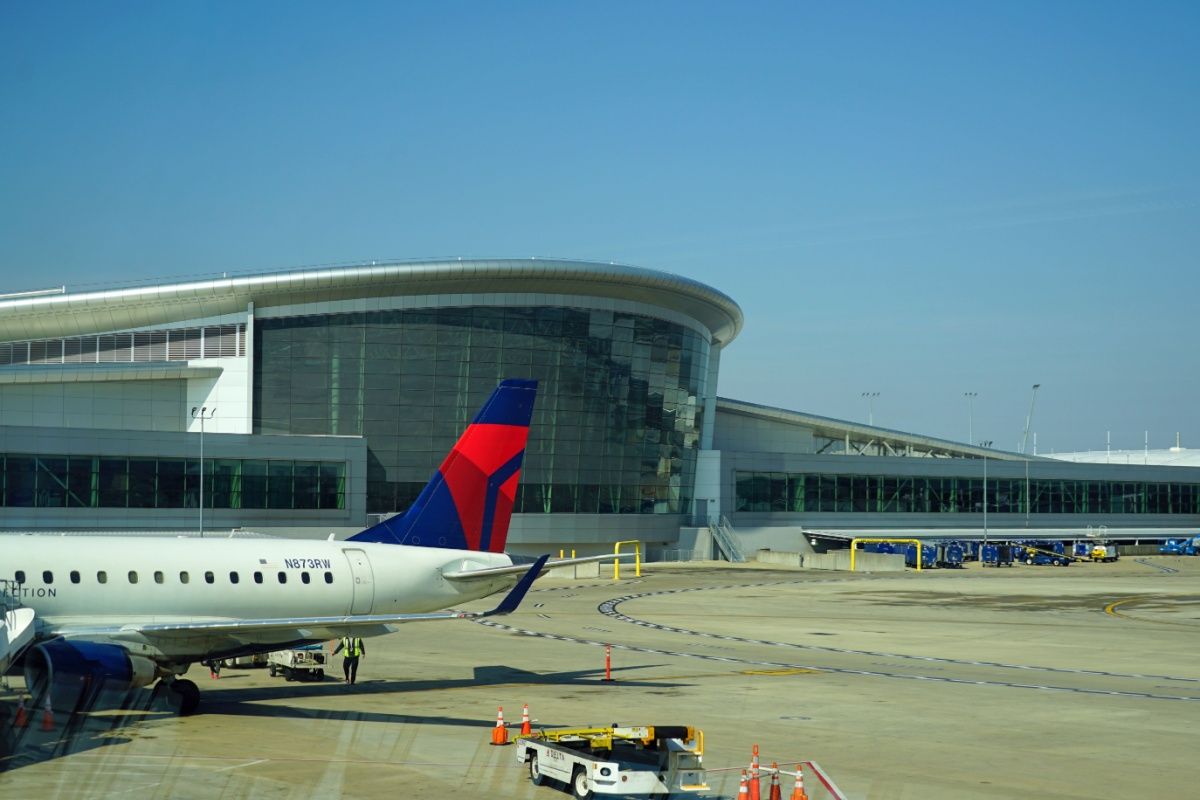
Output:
0,380,614,716
980,543,1014,567
936,542,965,568
517,724,708,799
1073,542,1120,562
1018,542,1071,567
1159,537,1200,555
903,543,938,569
221,654,268,668
267,643,328,681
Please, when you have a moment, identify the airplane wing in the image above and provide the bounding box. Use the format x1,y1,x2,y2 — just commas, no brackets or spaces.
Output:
53,555,549,642
441,552,632,581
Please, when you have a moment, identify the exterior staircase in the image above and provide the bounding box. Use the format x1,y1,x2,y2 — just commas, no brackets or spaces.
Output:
708,515,746,563
1,580,35,680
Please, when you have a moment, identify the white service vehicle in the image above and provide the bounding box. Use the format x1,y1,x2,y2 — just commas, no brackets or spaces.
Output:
266,644,329,681
221,653,268,668
516,724,708,799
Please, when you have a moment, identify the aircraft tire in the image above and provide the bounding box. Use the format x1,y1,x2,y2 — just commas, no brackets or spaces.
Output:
172,679,200,716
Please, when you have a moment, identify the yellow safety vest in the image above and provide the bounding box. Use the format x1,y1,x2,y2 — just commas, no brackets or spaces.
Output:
341,637,363,657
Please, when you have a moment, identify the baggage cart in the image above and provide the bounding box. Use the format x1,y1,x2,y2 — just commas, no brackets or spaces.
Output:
267,643,329,681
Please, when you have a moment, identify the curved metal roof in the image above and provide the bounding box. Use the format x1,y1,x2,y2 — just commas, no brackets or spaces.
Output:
0,259,743,345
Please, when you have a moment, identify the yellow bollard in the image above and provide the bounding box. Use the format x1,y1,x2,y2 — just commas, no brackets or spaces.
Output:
613,540,642,580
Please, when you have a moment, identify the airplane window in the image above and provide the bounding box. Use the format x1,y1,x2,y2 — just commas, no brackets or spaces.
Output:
252,571,262,584
14,570,25,584
43,571,53,585
324,571,333,584
301,572,311,584
230,572,239,584
128,571,139,584
180,571,190,584
154,571,164,584
97,571,107,584
277,572,287,584
70,571,80,584
205,571,215,584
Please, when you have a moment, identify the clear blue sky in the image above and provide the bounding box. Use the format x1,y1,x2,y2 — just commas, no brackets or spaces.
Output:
2,2,1196,453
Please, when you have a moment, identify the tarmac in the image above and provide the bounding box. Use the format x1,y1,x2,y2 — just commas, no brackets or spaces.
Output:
2,555,1198,799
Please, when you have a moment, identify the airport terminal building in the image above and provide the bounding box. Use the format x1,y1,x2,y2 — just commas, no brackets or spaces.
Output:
1,259,1197,556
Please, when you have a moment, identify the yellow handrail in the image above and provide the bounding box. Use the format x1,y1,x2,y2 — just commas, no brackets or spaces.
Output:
613,540,642,580
849,538,924,572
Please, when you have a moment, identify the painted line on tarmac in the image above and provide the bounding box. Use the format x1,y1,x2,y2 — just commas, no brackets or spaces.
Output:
1105,595,1199,628
476,618,1200,702
67,752,487,768
1105,596,1149,618
595,582,1200,685
1133,558,1179,574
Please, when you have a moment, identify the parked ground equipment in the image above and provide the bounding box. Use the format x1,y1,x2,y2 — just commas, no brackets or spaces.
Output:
903,543,938,569
936,541,965,568
220,654,268,668
266,643,329,681
1018,541,1074,567
981,543,1014,567
516,723,708,798
1159,536,1200,556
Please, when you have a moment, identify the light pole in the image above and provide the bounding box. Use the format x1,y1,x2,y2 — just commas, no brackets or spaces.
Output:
979,440,993,551
191,406,216,537
861,392,880,426
1019,383,1040,454
963,392,977,445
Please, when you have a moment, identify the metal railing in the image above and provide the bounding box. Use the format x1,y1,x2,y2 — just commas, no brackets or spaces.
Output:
709,515,746,563
1,578,26,689
652,548,696,562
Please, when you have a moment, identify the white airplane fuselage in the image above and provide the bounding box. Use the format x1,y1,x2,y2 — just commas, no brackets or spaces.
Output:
5,534,515,662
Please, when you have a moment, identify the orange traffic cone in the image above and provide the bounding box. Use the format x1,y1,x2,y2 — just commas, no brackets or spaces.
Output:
738,770,750,798
520,703,532,736
12,696,28,728
768,762,782,800
40,696,55,731
489,706,509,746
749,744,761,800
790,763,809,800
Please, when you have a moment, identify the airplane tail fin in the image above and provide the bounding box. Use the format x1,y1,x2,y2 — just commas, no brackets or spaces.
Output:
349,379,537,552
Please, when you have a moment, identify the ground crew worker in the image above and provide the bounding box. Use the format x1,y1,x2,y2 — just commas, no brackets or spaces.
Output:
332,636,366,684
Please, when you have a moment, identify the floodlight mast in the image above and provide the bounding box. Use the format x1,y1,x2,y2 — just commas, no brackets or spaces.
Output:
1019,384,1040,454
190,406,216,537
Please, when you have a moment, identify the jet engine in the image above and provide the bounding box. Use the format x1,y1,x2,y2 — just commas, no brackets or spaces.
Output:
23,638,157,712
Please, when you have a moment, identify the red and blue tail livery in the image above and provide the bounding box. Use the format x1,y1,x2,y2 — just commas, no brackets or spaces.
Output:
349,379,537,552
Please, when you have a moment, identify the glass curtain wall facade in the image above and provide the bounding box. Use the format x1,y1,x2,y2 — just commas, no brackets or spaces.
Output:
735,471,1200,515
0,454,345,510
254,306,709,515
